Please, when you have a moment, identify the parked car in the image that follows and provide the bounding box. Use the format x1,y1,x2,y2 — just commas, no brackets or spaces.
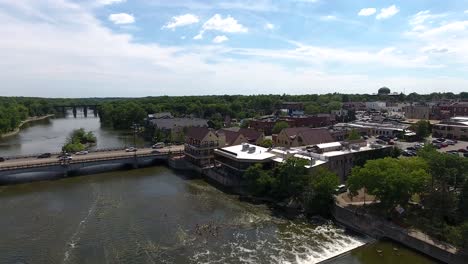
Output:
406,146,416,151
464,153,468,158
375,139,386,145
432,143,442,149
37,153,51,159
152,142,165,149
445,140,456,145
440,142,448,148
0,157,5,162
75,151,89,155
335,184,347,194
432,139,442,144
437,138,445,142
125,147,137,152
458,149,468,153
403,150,417,157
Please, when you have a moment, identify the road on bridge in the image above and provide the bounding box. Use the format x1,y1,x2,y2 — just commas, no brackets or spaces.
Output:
0,145,184,170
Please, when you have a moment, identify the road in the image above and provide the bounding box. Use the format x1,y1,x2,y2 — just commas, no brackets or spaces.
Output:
0,145,184,170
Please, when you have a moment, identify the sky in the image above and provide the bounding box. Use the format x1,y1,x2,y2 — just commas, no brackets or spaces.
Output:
1,0,468,97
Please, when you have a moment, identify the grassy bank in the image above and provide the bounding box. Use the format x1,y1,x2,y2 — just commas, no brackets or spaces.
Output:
0,115,54,138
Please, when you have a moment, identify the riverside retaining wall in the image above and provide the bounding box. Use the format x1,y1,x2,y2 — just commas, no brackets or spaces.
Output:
333,204,467,264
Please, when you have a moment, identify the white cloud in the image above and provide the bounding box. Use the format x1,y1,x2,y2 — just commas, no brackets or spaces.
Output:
194,14,247,40
162,14,199,30
358,8,376,17
320,15,337,21
376,5,399,20
213,35,229,43
265,23,275,30
97,0,125,5
465,10,468,14
108,13,134,24
202,14,248,33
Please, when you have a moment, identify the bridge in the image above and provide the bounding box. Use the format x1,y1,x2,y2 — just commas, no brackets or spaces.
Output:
54,105,100,118
0,146,184,184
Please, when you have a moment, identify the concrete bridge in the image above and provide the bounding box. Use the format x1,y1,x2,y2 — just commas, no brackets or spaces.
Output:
0,146,184,185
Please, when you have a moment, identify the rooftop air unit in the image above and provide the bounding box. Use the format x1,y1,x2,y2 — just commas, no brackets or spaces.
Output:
242,143,250,151
248,146,256,153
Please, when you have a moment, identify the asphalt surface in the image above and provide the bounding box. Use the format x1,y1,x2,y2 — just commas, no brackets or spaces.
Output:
0,145,184,169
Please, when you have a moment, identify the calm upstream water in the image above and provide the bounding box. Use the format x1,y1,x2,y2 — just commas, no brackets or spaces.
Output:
0,167,438,264
0,109,147,157
0,112,438,263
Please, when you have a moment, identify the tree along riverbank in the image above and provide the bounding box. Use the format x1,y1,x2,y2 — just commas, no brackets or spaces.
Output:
0,115,54,138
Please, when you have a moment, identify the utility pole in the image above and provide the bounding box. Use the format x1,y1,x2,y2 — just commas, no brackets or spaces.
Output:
131,123,139,157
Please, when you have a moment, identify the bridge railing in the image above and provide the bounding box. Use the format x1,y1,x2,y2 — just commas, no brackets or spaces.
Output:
0,150,185,171
3,145,184,160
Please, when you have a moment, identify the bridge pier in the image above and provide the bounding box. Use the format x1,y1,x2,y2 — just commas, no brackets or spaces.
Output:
83,106,88,118
72,106,77,118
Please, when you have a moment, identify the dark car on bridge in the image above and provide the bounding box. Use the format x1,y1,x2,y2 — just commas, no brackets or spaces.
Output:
0,157,5,162
37,153,51,159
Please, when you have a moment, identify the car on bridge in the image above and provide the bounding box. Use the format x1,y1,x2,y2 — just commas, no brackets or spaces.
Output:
75,151,89,155
37,153,51,159
152,142,165,149
126,147,138,152
0,157,5,162
59,156,73,161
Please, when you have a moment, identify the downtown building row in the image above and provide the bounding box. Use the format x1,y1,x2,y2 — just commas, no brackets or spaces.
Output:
182,127,392,188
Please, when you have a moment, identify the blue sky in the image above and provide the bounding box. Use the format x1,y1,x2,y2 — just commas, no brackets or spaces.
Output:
1,0,468,97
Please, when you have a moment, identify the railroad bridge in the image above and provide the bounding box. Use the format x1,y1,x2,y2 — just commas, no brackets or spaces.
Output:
54,105,100,118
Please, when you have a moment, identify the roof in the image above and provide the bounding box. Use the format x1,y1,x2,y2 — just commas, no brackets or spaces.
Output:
218,129,242,145
186,127,213,141
215,144,275,161
314,142,342,149
238,128,263,142
283,127,334,146
151,118,208,130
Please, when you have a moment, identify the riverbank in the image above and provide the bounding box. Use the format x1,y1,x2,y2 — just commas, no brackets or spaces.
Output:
333,202,466,264
0,115,54,138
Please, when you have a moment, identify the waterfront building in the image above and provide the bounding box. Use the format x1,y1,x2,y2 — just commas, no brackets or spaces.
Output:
211,140,391,186
184,127,225,168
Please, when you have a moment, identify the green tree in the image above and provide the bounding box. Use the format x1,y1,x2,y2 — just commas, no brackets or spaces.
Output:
259,139,273,148
271,158,308,200
347,157,430,211
243,164,275,196
303,168,339,216
272,121,289,134
346,129,361,140
412,120,431,140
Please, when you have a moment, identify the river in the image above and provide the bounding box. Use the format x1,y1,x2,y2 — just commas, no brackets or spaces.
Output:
0,109,147,157
0,113,439,263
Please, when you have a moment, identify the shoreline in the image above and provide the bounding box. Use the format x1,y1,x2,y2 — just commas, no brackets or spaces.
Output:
0,114,54,139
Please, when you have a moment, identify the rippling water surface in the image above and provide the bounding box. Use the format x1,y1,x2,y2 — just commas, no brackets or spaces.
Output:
0,167,438,264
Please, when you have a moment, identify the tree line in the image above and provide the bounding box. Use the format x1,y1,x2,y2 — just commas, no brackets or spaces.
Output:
1,92,466,133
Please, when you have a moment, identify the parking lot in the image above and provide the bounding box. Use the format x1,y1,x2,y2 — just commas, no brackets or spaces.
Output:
394,137,468,157
364,135,468,158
